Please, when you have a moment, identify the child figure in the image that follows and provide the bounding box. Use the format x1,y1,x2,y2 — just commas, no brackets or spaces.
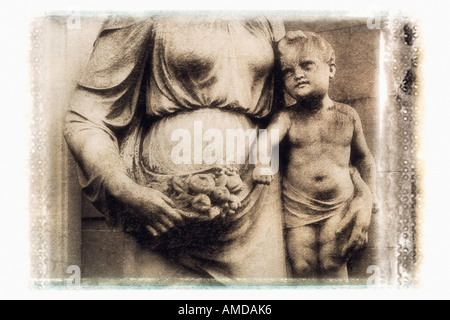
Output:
253,31,377,279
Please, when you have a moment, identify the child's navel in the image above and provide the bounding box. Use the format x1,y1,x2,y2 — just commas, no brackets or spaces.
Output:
314,175,325,182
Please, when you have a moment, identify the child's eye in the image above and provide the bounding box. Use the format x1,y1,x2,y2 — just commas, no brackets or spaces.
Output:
282,68,294,77
301,62,314,71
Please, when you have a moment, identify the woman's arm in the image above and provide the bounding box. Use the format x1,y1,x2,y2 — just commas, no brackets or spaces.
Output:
64,112,184,237
65,17,183,237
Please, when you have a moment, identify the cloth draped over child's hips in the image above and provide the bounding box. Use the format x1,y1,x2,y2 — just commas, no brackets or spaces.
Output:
283,179,353,228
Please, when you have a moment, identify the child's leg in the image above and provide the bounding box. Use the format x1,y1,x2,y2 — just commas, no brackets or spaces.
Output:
318,214,349,279
285,225,320,278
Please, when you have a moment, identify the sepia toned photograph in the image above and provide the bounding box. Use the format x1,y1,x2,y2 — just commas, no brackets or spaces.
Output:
28,11,421,288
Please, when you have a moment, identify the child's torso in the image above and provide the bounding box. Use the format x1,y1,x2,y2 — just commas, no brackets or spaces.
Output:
284,103,355,203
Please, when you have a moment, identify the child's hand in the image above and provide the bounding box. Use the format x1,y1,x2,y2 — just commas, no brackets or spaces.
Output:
337,179,373,260
253,166,275,185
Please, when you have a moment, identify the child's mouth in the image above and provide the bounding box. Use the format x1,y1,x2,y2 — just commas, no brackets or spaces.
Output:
296,81,310,88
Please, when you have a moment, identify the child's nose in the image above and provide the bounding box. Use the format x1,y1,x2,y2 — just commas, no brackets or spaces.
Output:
294,67,305,79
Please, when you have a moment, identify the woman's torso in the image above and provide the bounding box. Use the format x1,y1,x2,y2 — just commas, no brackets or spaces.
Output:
146,16,278,119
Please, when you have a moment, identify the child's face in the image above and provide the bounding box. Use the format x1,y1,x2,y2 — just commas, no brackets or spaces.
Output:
280,47,336,103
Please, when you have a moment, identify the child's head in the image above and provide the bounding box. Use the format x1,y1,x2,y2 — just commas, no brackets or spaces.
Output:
278,31,336,105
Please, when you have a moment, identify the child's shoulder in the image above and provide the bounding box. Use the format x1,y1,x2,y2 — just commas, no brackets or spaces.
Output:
272,109,293,122
332,101,360,121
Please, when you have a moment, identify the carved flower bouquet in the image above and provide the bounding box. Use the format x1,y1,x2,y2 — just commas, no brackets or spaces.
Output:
170,166,245,221
126,165,249,249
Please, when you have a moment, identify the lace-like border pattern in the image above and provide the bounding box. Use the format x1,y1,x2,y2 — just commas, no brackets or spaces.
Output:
380,16,422,286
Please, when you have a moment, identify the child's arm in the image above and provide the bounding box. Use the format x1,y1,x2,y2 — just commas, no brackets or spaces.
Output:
350,108,377,209
252,111,291,185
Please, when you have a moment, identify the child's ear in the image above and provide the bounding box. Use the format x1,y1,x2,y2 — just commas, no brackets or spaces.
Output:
329,64,337,80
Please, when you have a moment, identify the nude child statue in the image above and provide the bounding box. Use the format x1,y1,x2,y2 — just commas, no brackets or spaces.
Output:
253,31,377,279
